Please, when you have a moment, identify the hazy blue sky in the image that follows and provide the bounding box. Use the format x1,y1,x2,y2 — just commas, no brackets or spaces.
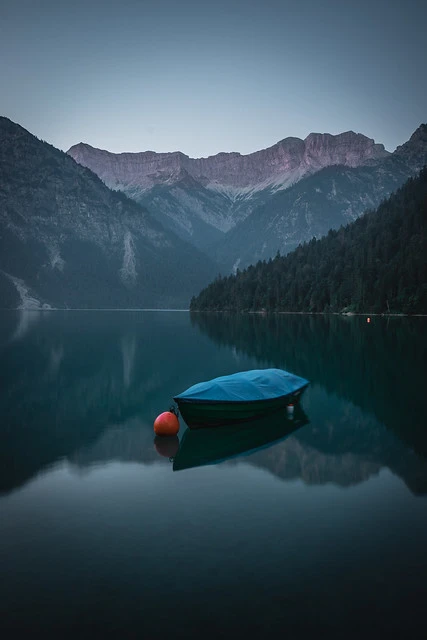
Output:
0,0,426,156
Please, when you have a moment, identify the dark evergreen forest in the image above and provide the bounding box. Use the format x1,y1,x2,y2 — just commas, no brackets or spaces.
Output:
191,168,427,314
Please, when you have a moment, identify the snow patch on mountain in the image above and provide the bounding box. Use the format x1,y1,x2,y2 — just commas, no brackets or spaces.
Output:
120,231,137,285
48,243,65,271
2,271,47,309
232,258,241,274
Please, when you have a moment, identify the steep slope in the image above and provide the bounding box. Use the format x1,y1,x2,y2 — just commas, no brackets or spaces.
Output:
191,168,427,314
214,154,418,270
0,117,217,309
215,125,427,270
68,131,389,250
394,124,427,171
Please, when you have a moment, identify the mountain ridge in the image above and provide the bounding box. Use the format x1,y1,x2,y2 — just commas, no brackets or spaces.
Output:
67,125,426,265
68,129,389,193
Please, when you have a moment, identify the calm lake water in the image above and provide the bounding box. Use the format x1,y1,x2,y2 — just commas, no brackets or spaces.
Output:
1,310,427,638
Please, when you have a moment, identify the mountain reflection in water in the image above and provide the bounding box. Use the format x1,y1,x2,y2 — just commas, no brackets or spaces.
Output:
0,310,426,495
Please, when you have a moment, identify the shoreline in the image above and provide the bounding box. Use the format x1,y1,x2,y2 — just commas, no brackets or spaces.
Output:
189,310,427,317
1,308,426,317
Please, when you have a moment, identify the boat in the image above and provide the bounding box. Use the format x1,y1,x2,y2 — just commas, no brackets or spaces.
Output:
173,405,309,471
173,368,309,428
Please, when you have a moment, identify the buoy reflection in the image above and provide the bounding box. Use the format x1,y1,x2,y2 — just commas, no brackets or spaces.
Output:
154,435,180,459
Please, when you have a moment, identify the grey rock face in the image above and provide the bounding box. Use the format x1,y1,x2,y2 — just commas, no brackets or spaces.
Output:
394,124,427,171
68,131,389,191
213,155,421,271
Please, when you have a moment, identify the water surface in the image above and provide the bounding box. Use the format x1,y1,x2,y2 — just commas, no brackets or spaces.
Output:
1,311,426,638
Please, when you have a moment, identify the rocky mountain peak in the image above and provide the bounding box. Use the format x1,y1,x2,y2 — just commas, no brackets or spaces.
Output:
394,124,427,171
303,130,389,168
67,129,390,194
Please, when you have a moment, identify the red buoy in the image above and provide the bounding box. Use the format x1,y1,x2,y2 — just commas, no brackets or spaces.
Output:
153,411,180,436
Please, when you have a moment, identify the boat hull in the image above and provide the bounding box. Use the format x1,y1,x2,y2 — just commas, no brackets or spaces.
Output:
175,385,307,429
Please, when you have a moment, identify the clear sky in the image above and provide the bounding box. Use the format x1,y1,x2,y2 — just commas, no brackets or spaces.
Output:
0,0,426,157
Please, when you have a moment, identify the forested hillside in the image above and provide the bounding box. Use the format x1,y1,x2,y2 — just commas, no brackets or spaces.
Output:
191,168,427,314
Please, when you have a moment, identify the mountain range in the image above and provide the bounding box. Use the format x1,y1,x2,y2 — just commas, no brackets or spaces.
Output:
0,117,216,309
1,116,426,309
68,125,427,271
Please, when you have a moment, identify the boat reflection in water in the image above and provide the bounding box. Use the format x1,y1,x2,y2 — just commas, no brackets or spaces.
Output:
173,405,309,472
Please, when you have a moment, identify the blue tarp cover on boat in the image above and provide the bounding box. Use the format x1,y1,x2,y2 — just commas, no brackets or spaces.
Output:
174,368,309,403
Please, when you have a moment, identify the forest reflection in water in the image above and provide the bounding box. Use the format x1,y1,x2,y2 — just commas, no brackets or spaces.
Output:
191,312,427,453
0,310,426,495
